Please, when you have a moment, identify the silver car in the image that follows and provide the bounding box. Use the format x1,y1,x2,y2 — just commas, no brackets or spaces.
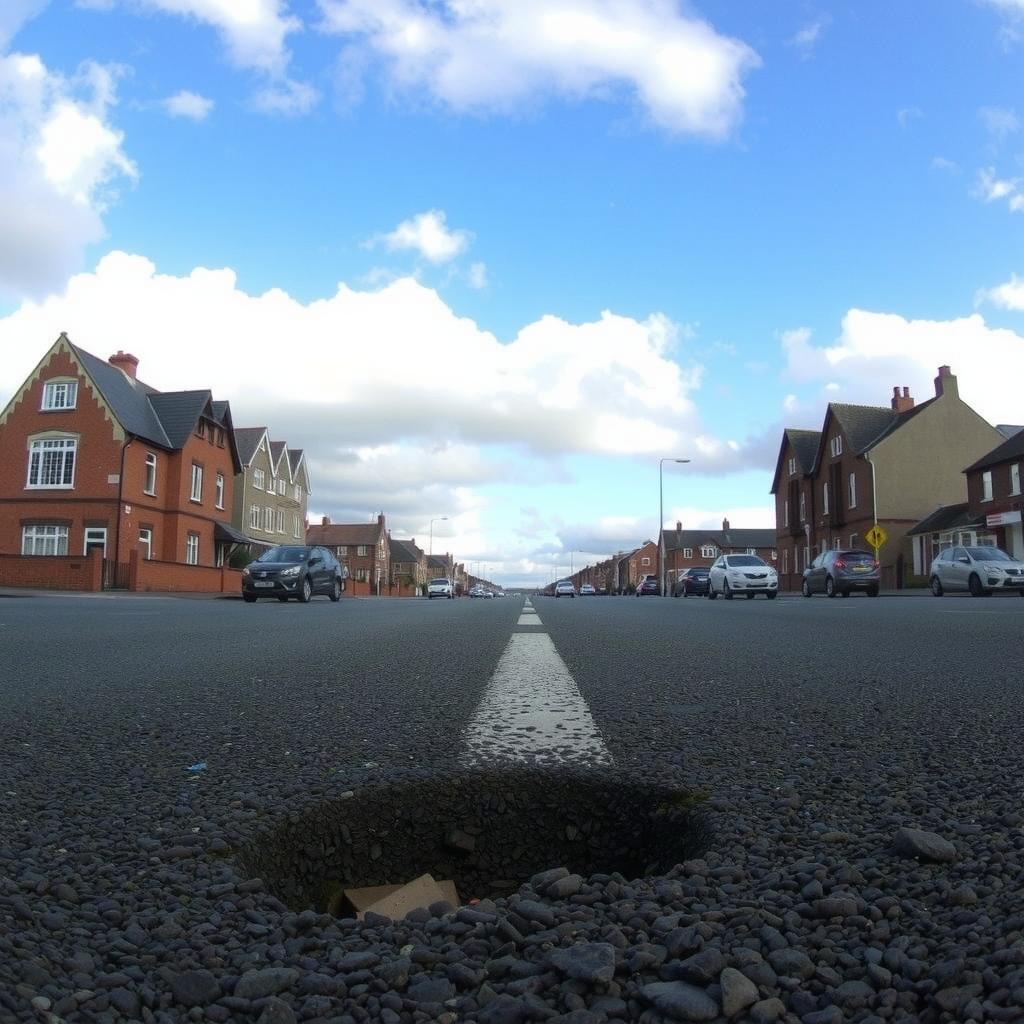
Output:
554,580,577,598
929,545,1024,597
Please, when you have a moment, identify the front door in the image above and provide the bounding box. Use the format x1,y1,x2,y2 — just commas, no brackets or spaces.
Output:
84,527,107,557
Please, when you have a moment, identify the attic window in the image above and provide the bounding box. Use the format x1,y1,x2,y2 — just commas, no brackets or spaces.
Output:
195,420,206,440
830,436,842,457
42,380,77,411
788,457,796,475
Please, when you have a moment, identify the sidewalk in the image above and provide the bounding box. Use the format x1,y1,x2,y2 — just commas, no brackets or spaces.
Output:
0,588,241,600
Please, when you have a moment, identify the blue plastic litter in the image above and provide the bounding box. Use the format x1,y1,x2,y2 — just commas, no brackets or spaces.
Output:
186,762,207,772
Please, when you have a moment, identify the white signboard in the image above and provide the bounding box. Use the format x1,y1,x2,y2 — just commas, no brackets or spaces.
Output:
986,510,1023,528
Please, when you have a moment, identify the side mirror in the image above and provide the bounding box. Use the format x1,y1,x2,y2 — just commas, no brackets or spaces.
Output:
309,556,322,565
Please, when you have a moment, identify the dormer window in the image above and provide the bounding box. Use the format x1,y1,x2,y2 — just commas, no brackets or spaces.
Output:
788,457,796,476
830,436,843,457
42,380,77,411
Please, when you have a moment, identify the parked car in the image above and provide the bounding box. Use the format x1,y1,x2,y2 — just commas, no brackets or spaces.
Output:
469,586,487,598
579,584,596,595
554,580,577,598
802,549,880,598
242,545,347,603
427,577,455,599
635,575,660,596
707,554,778,599
929,545,1024,597
673,567,710,597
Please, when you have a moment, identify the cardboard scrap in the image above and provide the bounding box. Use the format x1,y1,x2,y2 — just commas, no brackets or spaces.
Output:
343,873,459,920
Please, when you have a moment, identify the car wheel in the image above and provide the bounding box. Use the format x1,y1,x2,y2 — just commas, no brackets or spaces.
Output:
801,579,812,598
746,592,754,599
243,594,257,603
825,576,836,598
298,577,313,603
330,580,342,602
707,582,717,600
968,573,986,598
766,591,777,600
867,585,880,597
724,581,733,600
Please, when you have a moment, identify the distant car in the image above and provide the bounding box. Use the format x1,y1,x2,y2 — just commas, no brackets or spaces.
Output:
635,575,660,596
242,545,347,603
929,545,1024,597
469,586,486,598
707,554,778,600
554,580,577,598
579,584,596,595
427,577,455,599
673,567,710,597
802,549,880,598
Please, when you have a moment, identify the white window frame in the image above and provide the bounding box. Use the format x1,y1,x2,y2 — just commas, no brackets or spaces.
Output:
683,547,692,558
293,483,301,501
746,548,757,555
357,545,369,556
190,463,203,502
849,534,858,549
268,477,275,495
788,457,796,476
782,549,789,574
215,472,225,509
336,545,347,557
21,524,69,556
27,437,77,489
276,478,285,495
1011,463,1021,497
249,504,260,529
822,481,830,515
264,506,274,532
253,468,265,490
276,509,286,534
42,380,78,411
185,533,199,565
981,470,993,502
700,545,716,558
830,436,843,457
799,492,806,523
144,452,157,496
848,472,857,509
139,528,153,560
83,527,107,557
293,514,301,539
784,499,789,528
833,537,841,550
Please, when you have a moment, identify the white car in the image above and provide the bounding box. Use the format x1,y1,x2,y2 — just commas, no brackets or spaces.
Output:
929,545,1024,597
579,584,596,596
554,580,577,598
707,554,778,600
427,577,454,599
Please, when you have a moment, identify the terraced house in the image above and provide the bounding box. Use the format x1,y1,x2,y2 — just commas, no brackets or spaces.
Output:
306,514,390,594
232,427,310,557
772,367,1003,590
0,334,243,592
662,518,776,586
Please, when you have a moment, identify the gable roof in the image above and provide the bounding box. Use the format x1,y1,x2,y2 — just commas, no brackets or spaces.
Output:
287,448,305,477
997,424,1023,439
770,427,822,493
269,440,287,475
907,503,980,537
306,521,384,547
963,428,1024,473
148,390,214,448
664,527,776,552
389,538,423,563
234,427,268,467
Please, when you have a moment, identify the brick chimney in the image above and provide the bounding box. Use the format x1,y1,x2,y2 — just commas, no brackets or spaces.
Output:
676,520,682,532
891,386,915,413
934,365,958,399
321,515,330,526
109,351,139,378
377,512,385,527
722,517,730,531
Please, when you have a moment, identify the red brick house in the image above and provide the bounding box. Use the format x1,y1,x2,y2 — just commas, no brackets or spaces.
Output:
0,334,245,591
771,367,1004,590
662,518,776,589
306,514,390,593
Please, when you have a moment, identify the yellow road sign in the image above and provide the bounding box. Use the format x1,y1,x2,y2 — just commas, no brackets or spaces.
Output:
865,524,888,549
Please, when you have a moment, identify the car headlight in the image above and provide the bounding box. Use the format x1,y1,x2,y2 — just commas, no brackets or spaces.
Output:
985,565,1005,574
241,567,251,577
280,565,301,577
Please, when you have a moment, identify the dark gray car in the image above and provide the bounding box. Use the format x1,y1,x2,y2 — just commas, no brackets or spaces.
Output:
802,549,880,597
242,545,348,603
929,545,1024,597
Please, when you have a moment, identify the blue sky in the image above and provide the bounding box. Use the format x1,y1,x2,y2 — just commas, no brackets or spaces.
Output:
1,1,1022,585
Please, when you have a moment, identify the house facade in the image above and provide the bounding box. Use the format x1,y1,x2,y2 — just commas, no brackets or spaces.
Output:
0,335,243,590
663,519,776,588
390,537,427,594
232,427,310,556
772,367,1004,590
306,514,390,591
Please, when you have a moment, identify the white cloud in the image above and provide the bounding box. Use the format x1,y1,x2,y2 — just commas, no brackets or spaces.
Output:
787,17,828,57
973,166,1024,211
374,210,472,264
979,105,1019,141
162,89,214,119
0,53,136,297
0,0,48,47
317,0,760,138
467,261,488,290
976,272,1024,311
897,106,923,128
931,155,959,174
781,309,1024,426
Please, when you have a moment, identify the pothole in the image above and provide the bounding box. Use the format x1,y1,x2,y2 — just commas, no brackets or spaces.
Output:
236,768,711,914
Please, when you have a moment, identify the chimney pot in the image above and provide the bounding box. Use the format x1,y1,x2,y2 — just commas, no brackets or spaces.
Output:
676,520,682,532
321,515,330,526
108,351,139,379
902,386,910,398
934,365,958,399
722,517,730,531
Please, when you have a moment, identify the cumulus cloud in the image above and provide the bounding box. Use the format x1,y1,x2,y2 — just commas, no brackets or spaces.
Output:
976,272,1024,310
781,309,1024,426
317,0,759,138
467,261,488,290
0,0,48,47
0,53,136,297
787,17,828,57
979,105,1019,142
162,88,214,119
372,210,472,264
973,166,1024,210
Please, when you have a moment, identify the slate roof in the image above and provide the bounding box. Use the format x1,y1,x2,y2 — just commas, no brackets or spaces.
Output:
287,449,304,477
996,424,1024,439
788,429,822,471
269,441,287,473
306,522,383,547
390,539,423,564
907,503,982,537
148,391,214,448
427,555,449,569
964,428,1024,473
234,428,267,466
664,527,776,552
828,403,900,454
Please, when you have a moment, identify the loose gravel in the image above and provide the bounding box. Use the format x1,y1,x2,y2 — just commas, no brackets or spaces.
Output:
0,594,1022,1024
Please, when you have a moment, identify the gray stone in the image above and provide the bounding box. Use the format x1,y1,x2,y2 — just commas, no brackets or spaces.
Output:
548,943,617,985
671,948,726,985
750,997,786,1022
640,981,719,1021
547,873,583,898
408,976,455,1003
257,996,297,1024
894,827,957,863
768,948,815,979
234,968,300,1000
170,969,222,1007
719,967,758,1017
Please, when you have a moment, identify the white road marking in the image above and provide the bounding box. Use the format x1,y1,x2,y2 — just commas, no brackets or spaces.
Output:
516,610,541,625
461,631,612,768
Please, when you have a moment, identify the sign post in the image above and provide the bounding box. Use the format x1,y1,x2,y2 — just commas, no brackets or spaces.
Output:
865,524,888,556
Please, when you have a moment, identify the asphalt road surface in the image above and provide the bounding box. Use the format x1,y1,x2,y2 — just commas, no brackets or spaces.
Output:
1,591,1022,1023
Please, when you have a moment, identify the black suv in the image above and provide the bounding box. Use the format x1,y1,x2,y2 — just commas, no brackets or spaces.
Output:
242,545,348,603
673,567,710,597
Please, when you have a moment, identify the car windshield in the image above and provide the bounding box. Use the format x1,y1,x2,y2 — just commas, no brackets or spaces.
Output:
726,555,764,567
967,547,1012,561
257,546,311,562
429,578,450,585
839,551,874,561
687,568,709,576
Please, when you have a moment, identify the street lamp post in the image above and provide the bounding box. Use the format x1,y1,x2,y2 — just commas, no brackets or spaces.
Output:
428,516,448,557
660,457,691,598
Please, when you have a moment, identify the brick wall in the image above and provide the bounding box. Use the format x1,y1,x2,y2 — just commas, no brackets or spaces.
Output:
0,548,103,591
130,551,242,593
